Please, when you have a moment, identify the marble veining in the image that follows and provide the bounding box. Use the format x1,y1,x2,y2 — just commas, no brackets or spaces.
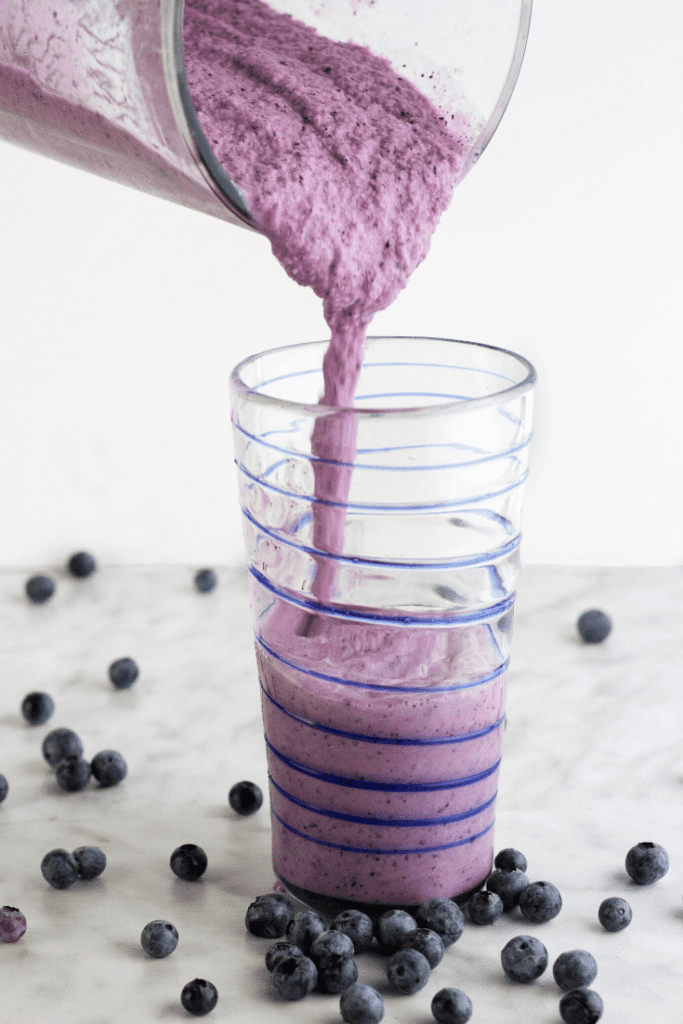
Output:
0,564,681,1022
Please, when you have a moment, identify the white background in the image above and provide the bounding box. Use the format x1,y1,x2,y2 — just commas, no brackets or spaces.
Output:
0,0,681,568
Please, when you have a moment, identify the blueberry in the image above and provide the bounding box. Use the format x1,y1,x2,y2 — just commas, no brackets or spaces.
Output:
108,657,139,690
518,881,562,923
0,906,27,943
553,950,598,991
310,928,355,964
486,868,530,910
317,953,359,993
246,893,295,938
598,896,632,932
26,575,55,604
386,948,431,995
559,987,604,1024
340,983,385,1024
91,750,127,787
265,941,303,973
415,897,465,947
399,927,444,968
228,780,263,815
625,841,669,884
286,909,326,954
68,551,96,578
501,935,548,983
72,846,106,879
331,909,375,954
375,909,418,953
180,978,218,1016
467,889,504,925
271,954,318,999
170,843,207,881
21,691,55,725
577,610,612,643
0,774,7,803
55,756,92,792
195,569,218,593
494,847,528,872
42,728,83,767
141,919,179,958
431,987,473,1024
41,848,79,889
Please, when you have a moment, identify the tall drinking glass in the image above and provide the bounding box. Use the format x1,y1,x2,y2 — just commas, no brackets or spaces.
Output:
230,336,535,917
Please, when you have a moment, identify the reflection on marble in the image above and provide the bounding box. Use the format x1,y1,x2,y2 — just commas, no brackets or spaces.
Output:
0,564,681,1022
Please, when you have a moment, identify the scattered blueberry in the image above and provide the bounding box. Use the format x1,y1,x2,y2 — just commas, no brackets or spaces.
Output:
68,551,97,578
228,779,263,815
265,941,303,973
518,881,563,923
41,848,80,889
494,847,528,872
431,987,473,1024
0,906,27,943
415,897,465,947
559,987,604,1024
598,896,632,932
317,954,359,993
375,909,418,953
553,950,598,992
141,919,179,958
21,691,55,725
486,868,530,910
72,846,107,880
180,978,218,1016
467,889,504,925
309,928,355,964
55,756,91,792
246,893,295,938
340,983,385,1024
26,575,55,604
0,774,7,803
286,909,326,955
195,569,218,593
500,935,548,983
386,948,431,995
108,657,139,690
91,750,127,787
170,843,207,881
42,728,83,767
577,610,612,644
271,953,318,1000
399,927,444,968
331,908,375,954
625,841,669,884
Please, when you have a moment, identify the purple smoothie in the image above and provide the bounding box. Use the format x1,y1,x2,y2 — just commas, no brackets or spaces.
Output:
185,0,500,911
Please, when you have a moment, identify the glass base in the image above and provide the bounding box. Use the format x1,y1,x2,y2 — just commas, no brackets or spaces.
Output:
275,867,491,923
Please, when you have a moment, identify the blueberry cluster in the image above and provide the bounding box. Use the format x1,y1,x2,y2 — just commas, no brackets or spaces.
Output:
41,727,127,792
41,846,107,889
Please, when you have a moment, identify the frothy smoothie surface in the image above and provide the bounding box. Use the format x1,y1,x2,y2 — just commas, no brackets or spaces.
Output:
183,0,475,405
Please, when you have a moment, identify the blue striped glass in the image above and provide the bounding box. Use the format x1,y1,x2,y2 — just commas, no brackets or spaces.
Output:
230,336,535,916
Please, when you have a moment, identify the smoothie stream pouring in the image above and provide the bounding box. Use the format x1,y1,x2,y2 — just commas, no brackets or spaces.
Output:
231,337,535,916
0,0,531,227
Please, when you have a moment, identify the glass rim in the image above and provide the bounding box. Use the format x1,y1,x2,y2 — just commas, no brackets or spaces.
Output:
230,336,536,418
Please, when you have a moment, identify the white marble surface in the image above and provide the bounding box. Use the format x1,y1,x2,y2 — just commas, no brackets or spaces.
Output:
0,564,681,1023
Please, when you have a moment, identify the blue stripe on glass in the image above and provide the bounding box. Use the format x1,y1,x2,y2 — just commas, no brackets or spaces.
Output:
238,461,528,512
265,737,501,791
269,775,497,826
260,683,506,745
252,358,517,394
243,507,521,570
234,419,531,471
353,391,471,402
250,566,515,626
271,808,495,854
256,634,509,693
